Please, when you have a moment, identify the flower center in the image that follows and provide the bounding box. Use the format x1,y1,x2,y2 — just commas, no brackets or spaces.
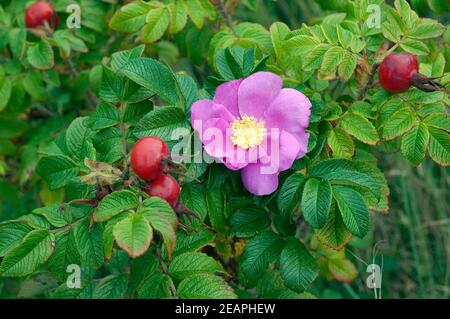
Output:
230,115,266,149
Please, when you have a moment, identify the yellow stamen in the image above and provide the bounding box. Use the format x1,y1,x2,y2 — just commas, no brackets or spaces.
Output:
230,115,266,149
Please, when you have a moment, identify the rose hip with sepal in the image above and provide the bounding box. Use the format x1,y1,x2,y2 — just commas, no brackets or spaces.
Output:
131,136,169,181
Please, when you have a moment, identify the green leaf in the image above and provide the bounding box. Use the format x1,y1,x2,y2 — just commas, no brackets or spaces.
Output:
279,240,318,292
109,2,151,33
278,290,317,299
103,213,129,260
93,274,129,299
309,159,352,177
141,7,170,43
382,107,416,140
315,205,352,250
52,281,94,299
167,1,188,34
168,252,225,280
315,169,380,198
8,28,26,59
428,127,450,166
23,70,47,101
285,35,321,54
138,272,171,298
94,190,138,222
408,18,445,39
303,44,330,70
171,229,214,258
65,117,93,162
0,78,12,112
121,57,180,105
332,185,370,238
0,230,55,277
92,128,123,164
180,184,208,221
401,123,429,165
230,207,270,237
320,46,345,74
113,213,153,258
239,231,285,287
256,269,287,298
36,156,79,190
128,253,159,294
186,0,214,29
133,106,188,140
73,220,104,268
277,173,305,220
270,22,290,65
123,101,153,126
328,257,358,283
382,19,402,42
399,38,429,56
17,214,50,230
301,178,332,229
32,204,72,228
47,231,80,282
141,197,177,258
99,67,125,103
216,48,245,80
206,187,226,235
176,74,200,111
327,127,355,159
86,102,120,130
0,223,32,257
111,45,146,72
340,112,379,145
177,274,237,299
423,113,450,132
26,39,54,70
338,52,357,81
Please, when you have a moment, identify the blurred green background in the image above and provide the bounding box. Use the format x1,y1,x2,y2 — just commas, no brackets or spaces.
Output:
0,0,449,298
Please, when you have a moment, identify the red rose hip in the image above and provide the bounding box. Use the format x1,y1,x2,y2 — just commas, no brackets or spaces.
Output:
25,1,59,29
131,136,169,181
144,174,180,207
379,52,419,93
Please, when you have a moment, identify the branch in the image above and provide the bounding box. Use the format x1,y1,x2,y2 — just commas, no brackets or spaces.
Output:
215,0,237,37
358,62,379,100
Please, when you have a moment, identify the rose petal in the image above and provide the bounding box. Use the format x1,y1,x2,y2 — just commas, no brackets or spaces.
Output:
241,163,279,196
191,99,235,133
292,130,310,159
258,129,301,172
264,88,311,133
238,72,282,119
202,118,247,169
213,79,242,117
201,118,230,159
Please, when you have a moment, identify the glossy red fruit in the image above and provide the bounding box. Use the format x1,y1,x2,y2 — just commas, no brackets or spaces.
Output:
144,174,180,207
131,136,169,181
379,52,419,93
25,1,59,29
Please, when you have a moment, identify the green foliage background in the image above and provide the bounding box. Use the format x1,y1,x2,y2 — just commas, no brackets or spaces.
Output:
0,0,449,299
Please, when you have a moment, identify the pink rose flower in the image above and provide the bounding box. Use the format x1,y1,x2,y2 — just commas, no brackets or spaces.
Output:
191,72,311,195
